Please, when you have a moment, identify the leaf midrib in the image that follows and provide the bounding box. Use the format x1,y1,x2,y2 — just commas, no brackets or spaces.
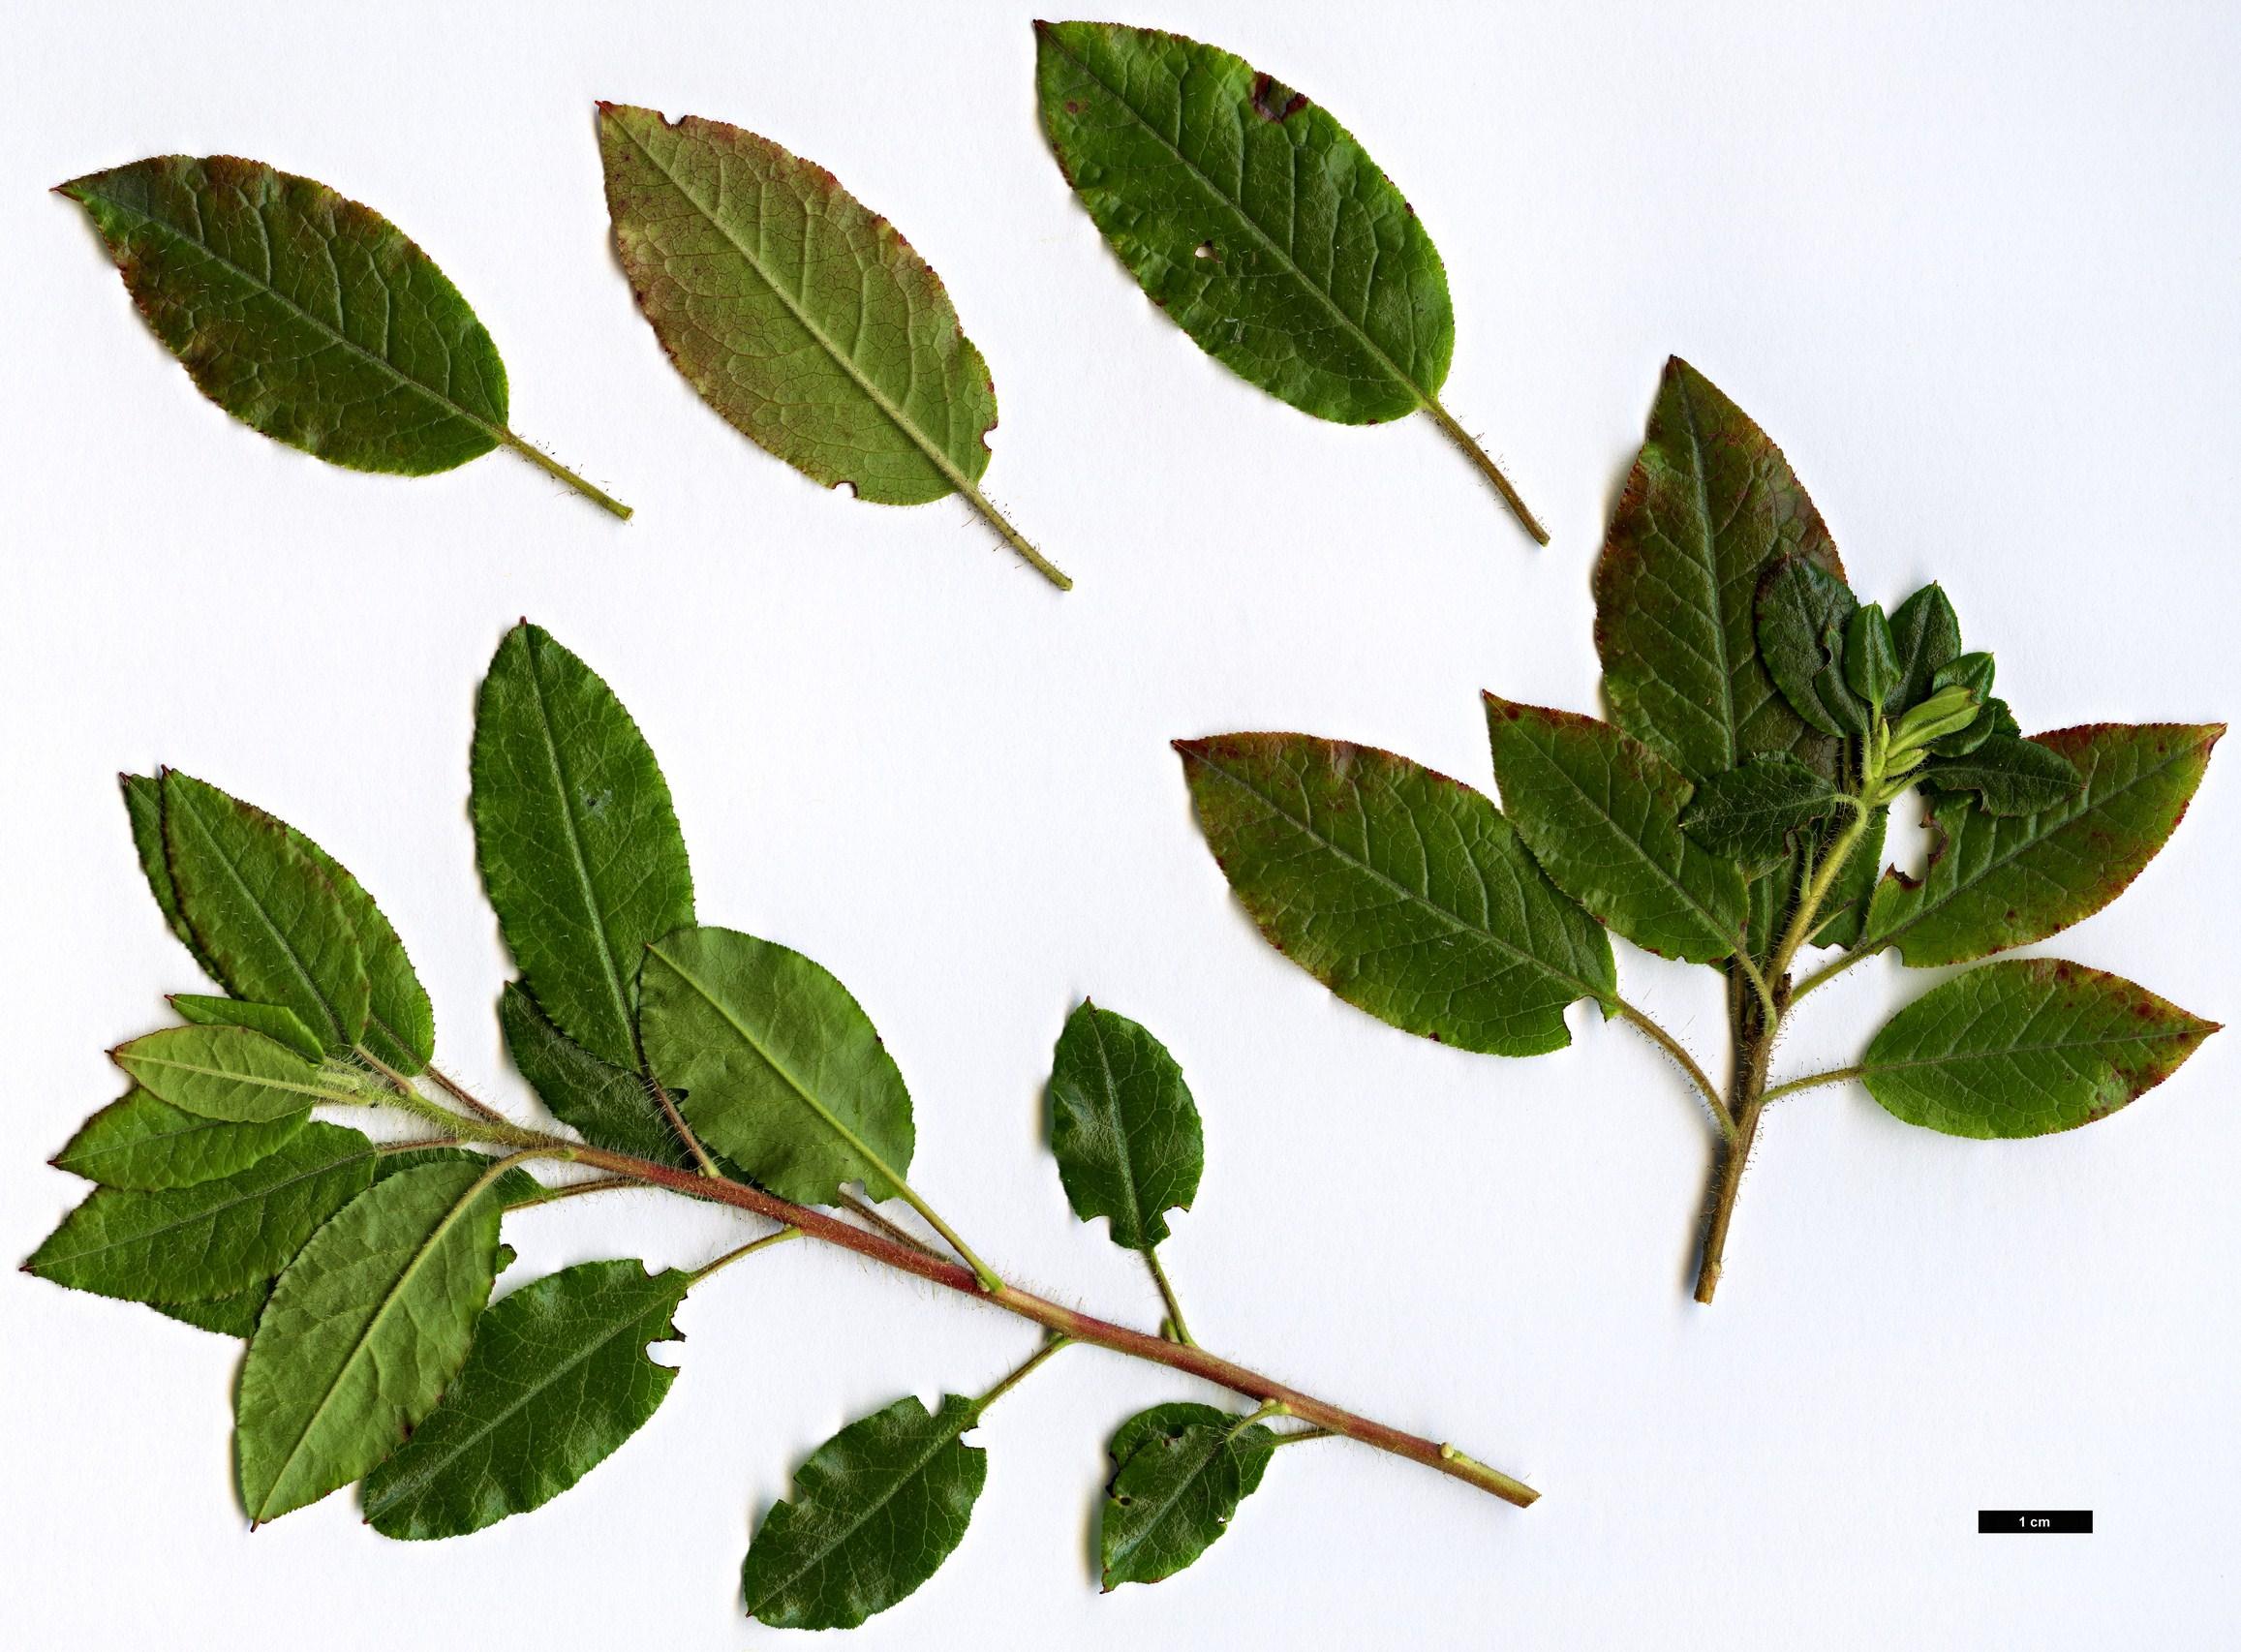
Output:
1675,375,1739,771
1867,1019,2212,1078
120,1049,348,1107
1043,28,1433,413
1082,1014,1149,1246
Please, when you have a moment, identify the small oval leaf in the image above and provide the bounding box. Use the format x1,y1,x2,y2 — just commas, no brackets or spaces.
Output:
1048,1001,1203,1250
1099,1401,1275,1590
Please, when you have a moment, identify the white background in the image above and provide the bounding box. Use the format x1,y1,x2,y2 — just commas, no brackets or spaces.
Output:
3,1,2236,1645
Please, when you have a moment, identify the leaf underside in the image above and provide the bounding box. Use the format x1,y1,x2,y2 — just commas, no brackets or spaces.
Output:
1176,733,1614,1055
111,1024,335,1122
599,103,998,506
1100,1401,1274,1589
61,154,507,474
1047,1001,1204,1250
1034,20,1451,425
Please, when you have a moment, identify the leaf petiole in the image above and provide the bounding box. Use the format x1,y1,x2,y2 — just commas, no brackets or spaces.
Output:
1424,397,1549,545
497,432,633,520
1758,1066,1866,1105
1144,1247,1196,1346
968,1334,1075,1418
686,1225,802,1285
1611,998,1734,1137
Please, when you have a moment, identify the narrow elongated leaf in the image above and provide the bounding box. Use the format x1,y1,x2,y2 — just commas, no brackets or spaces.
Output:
53,1087,306,1190
1100,1401,1274,1590
500,982,688,1167
152,1280,272,1337
1809,806,1887,951
1484,696,1745,963
279,829,435,1074
122,772,217,975
1921,733,2084,816
1860,959,2218,1137
471,623,693,1071
235,1159,513,1523
1860,723,2221,965
160,771,368,1054
1680,754,1842,877
1755,555,1866,737
1177,734,1614,1055
741,1393,987,1630
362,1261,691,1539
111,1025,337,1122
1048,1001,1203,1250
641,926,913,1205
169,994,325,1062
1594,358,1845,783
24,1121,378,1303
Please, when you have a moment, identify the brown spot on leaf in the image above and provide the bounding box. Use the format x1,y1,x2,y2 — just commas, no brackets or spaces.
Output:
1250,74,1309,123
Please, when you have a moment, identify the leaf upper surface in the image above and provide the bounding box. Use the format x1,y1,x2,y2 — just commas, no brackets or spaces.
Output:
279,827,434,1074
61,155,507,474
741,1392,987,1631
111,1024,338,1122
1680,754,1842,879
1860,959,2218,1137
1920,733,2084,817
599,104,998,506
1756,554,1866,737
152,1280,273,1337
1035,20,1451,425
500,982,688,1167
1593,357,1844,783
235,1159,512,1523
122,773,219,976
1485,695,1746,963
361,1260,690,1540
1177,733,1614,1055
1860,723,2220,966
1048,1001,1204,1250
641,926,914,1205
53,1087,306,1190
471,623,693,1071
1100,1401,1274,1590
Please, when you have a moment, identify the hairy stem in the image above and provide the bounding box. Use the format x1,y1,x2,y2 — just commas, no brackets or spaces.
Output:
1612,998,1734,1137
1144,1246,1196,1346
1769,799,1870,983
838,1190,948,1260
970,1334,1075,1415
688,1225,802,1284
1759,1065,1866,1105
957,480,1072,591
1788,944,1874,1005
645,1075,721,1178
1423,398,1550,545
499,431,633,520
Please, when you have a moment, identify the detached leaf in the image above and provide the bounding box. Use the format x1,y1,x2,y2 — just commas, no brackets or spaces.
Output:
1594,358,1845,783
1048,1001,1203,1250
1100,1401,1275,1590
471,622,693,1072
53,1087,306,1190
362,1261,691,1540
1176,734,1615,1055
1484,695,1745,963
1680,755,1841,878
1861,959,2218,1137
1861,723,2221,965
160,771,369,1055
60,154,624,514
121,773,217,976
741,1393,986,1630
152,1280,272,1337
170,994,326,1062
1755,554,1865,737
25,1121,379,1304
641,926,913,1205
598,105,1062,586
500,982,688,1167
236,1159,514,1523
112,1025,337,1122
1921,733,2084,816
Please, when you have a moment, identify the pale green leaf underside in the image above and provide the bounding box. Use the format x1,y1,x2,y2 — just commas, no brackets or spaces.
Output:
1101,1401,1274,1590
112,1024,339,1122
1048,1000,1204,1250
170,994,326,1062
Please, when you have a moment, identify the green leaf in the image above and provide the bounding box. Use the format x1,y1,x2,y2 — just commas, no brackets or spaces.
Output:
1843,603,1898,708
361,1260,691,1540
1887,583,1962,714
24,1121,379,1304
1047,1001,1203,1250
1860,723,2221,966
59,155,624,514
1755,554,1866,737
160,770,369,1055
1927,654,2001,754
1809,806,1888,950
1680,755,1842,879
169,994,326,1062
741,1392,987,1630
1100,1401,1275,1590
122,772,218,976
471,622,693,1072
278,829,435,1075
500,982,688,1167
1921,733,2084,816
110,1024,338,1122
1594,358,1846,782
151,1279,272,1337
1484,695,1746,963
1176,734,1614,1055
235,1159,514,1523
640,926,913,1205
52,1087,306,1190
1860,959,2218,1137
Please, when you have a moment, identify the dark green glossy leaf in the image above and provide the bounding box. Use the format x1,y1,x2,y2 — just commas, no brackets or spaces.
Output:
1860,723,2221,966
122,772,218,976
62,154,506,474
1048,1001,1203,1250
24,1121,378,1303
471,622,693,1072
53,1087,306,1190
1921,733,2084,816
1680,755,1842,878
1176,733,1614,1055
1035,21,1449,428
235,1159,513,1523
1485,695,1745,963
111,1024,338,1122
1595,358,1845,782
152,1279,272,1337
1887,583,1963,714
1809,806,1888,950
741,1392,986,1630
161,770,368,1055
641,926,913,1205
362,1260,690,1540
1756,553,1865,737
500,982,688,1167
278,828,434,1074
169,994,326,1062
1100,1401,1274,1590
1861,959,2218,1137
